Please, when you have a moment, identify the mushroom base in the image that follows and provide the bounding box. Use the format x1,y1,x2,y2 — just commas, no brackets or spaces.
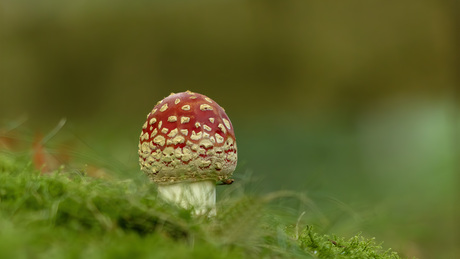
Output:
157,180,216,216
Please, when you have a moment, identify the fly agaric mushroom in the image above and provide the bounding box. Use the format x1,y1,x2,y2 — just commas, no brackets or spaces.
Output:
138,91,237,215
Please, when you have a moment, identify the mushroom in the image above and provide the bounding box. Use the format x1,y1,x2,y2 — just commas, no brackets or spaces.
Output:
138,91,237,215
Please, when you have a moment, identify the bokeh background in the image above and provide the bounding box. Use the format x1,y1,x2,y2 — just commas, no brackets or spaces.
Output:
1,1,458,258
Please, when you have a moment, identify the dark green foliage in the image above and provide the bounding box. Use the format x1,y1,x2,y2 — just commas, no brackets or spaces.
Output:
0,152,402,258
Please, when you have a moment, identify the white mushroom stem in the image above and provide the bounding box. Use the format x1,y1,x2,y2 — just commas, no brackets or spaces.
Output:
157,180,216,216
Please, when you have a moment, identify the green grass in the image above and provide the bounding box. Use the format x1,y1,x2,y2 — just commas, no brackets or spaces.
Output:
0,151,401,259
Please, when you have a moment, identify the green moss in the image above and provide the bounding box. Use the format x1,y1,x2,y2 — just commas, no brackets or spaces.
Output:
297,226,400,258
0,151,403,258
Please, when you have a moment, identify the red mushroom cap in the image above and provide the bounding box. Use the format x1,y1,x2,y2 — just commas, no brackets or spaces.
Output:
138,91,237,183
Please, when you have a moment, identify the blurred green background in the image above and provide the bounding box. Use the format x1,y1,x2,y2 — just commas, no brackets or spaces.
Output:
1,1,458,258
